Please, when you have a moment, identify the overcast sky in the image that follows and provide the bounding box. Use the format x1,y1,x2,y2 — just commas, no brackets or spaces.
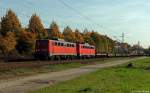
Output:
1,0,150,48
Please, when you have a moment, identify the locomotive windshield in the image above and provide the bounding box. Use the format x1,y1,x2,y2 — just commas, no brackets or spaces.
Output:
35,40,48,52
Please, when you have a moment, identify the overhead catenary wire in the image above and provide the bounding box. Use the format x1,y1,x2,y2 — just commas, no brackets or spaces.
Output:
2,0,116,36
1,0,115,34
0,7,30,18
57,0,116,35
61,0,130,44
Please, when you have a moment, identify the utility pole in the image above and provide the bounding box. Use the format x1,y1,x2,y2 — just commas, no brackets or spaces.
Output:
120,33,125,55
137,41,141,55
138,41,140,47
114,32,126,43
120,32,125,43
114,32,127,55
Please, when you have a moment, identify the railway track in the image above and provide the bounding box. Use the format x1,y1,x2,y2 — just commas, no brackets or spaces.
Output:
0,55,140,71
0,58,107,71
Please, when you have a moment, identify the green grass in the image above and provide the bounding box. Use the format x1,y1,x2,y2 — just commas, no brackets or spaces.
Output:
29,57,150,93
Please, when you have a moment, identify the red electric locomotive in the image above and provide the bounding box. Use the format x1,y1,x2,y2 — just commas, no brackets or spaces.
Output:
35,39,96,59
35,39,77,59
77,43,96,58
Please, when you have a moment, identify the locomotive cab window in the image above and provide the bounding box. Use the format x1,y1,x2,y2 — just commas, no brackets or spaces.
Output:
58,42,61,46
72,44,75,47
67,43,69,47
63,43,66,47
71,44,73,47
55,42,57,46
61,43,64,46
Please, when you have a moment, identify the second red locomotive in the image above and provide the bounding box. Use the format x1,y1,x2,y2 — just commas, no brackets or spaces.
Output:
35,39,96,59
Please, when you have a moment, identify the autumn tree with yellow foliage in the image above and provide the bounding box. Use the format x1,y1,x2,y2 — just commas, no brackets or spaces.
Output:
16,30,36,54
91,31,101,52
63,26,76,42
0,9,22,36
0,32,16,58
75,29,84,43
28,14,48,39
83,29,95,45
0,9,20,57
49,21,64,39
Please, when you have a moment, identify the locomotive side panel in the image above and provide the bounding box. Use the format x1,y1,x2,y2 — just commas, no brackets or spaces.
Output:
49,40,77,56
78,44,96,57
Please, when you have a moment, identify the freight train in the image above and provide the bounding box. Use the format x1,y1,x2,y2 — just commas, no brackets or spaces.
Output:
34,39,144,60
35,39,96,60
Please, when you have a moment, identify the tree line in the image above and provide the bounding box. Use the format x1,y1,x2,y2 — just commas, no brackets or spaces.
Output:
0,9,115,57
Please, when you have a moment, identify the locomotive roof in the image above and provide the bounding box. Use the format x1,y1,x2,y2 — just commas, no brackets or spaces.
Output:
36,39,95,47
51,40,76,44
79,43,95,47
36,39,76,44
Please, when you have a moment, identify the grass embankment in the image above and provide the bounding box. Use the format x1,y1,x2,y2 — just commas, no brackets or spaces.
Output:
0,58,122,79
30,57,150,93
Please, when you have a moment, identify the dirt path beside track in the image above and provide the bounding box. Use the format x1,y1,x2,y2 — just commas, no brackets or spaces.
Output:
0,57,145,93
